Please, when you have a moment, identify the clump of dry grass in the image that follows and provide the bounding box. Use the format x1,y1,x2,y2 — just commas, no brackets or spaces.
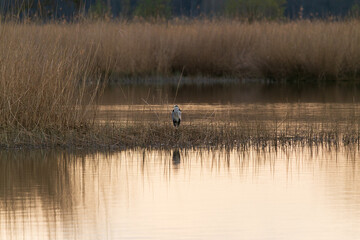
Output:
1,121,359,149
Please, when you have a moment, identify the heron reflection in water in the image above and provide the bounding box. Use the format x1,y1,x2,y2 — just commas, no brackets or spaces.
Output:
172,149,181,169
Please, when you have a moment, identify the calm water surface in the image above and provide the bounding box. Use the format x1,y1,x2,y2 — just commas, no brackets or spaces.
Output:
0,147,359,239
97,81,360,125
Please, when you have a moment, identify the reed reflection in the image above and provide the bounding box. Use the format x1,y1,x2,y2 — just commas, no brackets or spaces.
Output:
0,146,359,240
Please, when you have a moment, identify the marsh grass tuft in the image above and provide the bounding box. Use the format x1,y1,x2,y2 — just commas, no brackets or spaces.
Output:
1,120,359,149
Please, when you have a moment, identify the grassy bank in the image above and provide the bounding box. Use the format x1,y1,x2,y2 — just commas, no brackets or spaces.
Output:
2,20,360,148
1,121,360,149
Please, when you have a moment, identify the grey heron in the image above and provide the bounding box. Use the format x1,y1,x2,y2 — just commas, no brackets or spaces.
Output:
172,105,181,127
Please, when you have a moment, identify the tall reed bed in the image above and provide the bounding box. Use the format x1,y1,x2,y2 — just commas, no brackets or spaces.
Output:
90,19,360,79
0,23,106,131
12,20,359,82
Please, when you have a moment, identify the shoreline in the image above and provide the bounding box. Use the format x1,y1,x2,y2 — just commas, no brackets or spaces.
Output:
1,123,359,150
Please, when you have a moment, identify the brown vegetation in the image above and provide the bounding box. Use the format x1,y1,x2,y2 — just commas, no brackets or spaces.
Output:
1,20,360,148
1,121,360,149
0,23,106,131
91,19,360,79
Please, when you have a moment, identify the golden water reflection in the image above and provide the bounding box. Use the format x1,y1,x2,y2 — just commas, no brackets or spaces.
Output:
96,103,360,129
0,147,359,239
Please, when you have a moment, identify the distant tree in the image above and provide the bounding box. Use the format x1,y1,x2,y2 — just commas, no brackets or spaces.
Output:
225,0,286,20
3,0,360,20
135,0,171,18
172,0,201,17
285,0,355,19
201,0,225,15
35,0,59,18
64,0,85,12
0,0,61,19
89,0,110,18
348,1,360,18
120,0,131,16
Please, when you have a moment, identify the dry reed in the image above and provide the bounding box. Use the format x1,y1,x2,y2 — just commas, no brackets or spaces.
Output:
4,20,357,81
1,121,359,149
89,19,360,79
0,23,105,132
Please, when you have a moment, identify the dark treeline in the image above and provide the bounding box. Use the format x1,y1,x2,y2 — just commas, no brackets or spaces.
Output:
1,0,360,19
